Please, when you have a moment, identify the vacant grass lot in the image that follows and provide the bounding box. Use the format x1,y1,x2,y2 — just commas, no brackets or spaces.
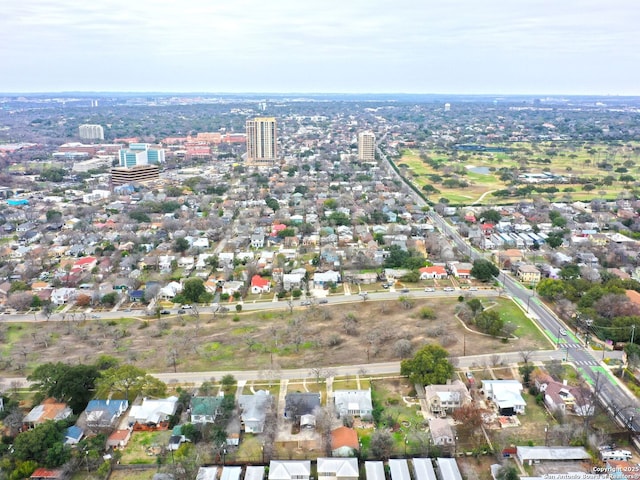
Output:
119,431,172,465
0,296,551,377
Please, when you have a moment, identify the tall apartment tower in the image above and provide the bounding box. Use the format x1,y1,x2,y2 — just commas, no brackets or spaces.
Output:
358,131,376,162
246,117,277,165
79,124,104,141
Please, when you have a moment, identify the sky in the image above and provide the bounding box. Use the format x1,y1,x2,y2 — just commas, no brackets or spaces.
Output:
1,0,639,95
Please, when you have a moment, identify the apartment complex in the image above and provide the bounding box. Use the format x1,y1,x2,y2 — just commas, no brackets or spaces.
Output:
78,124,104,141
358,131,376,161
118,143,165,168
246,117,277,165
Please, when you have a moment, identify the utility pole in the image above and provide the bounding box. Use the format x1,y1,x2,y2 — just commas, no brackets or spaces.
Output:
632,324,636,345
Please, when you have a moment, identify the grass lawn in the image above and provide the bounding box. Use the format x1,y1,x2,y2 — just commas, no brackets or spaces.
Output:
120,431,172,465
108,470,157,480
491,298,551,348
233,433,266,463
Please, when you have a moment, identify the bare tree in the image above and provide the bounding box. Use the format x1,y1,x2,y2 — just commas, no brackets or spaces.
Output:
519,350,534,364
393,339,413,359
490,354,502,367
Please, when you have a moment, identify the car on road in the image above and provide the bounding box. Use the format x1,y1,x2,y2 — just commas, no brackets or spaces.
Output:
318,299,328,304
424,287,435,292
560,328,567,336
160,310,171,315
178,309,186,314
381,284,390,289
443,287,455,292
181,305,192,309
301,300,311,306
469,287,478,291
400,288,410,293
91,314,100,319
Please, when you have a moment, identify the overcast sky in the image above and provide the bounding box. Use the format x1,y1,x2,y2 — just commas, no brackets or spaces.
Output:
2,0,639,95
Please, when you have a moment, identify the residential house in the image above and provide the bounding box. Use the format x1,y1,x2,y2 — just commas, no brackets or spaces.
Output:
419,265,447,280
128,396,178,427
107,429,132,449
220,467,242,480
283,273,304,291
517,264,541,285
449,262,473,279
73,256,97,272
222,281,244,296
250,275,271,294
64,425,84,445
428,418,455,447
284,393,320,427
333,389,373,418
50,287,77,305
238,390,273,433
424,380,471,416
23,398,73,428
159,281,182,300
190,396,224,425
330,427,360,457
313,270,341,288
316,458,359,480
482,380,526,415
268,461,311,480
29,468,64,480
498,249,524,267
84,399,129,428
536,375,594,417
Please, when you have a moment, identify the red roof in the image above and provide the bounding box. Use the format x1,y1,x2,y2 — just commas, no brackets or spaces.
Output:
30,468,62,479
419,266,447,274
331,426,359,450
251,275,270,288
74,256,97,266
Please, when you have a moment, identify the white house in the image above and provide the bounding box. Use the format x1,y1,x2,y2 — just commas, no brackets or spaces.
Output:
316,458,359,480
482,380,526,415
128,396,178,426
268,461,311,480
313,270,341,288
333,389,373,418
51,287,77,305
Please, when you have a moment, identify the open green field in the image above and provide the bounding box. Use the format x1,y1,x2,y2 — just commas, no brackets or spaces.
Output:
396,142,640,205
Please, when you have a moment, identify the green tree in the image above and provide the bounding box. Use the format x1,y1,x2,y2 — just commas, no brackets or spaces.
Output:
8,281,30,294
96,365,166,402
221,374,236,395
13,421,70,467
536,279,566,300
560,263,581,280
481,209,501,223
173,237,190,253
265,197,280,212
467,298,484,315
475,310,504,337
400,344,454,385
101,292,118,306
546,230,565,249
496,465,519,480
182,278,206,304
28,362,101,413
471,259,499,282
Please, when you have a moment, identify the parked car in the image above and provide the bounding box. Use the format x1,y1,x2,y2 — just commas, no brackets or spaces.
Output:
443,287,455,292
91,314,100,319
301,300,311,306
400,288,410,293
160,310,171,315
181,305,192,309
318,299,328,304
469,287,478,291
424,287,435,292
178,309,186,314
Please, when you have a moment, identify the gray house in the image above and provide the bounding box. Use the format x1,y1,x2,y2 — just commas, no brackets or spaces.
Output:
238,390,273,433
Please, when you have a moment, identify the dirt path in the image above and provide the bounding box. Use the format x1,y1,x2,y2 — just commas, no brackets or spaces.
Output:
472,189,497,205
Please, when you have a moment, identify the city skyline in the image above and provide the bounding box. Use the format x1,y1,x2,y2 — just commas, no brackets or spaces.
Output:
2,0,639,95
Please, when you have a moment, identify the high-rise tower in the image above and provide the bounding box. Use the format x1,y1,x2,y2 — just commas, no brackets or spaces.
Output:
246,117,277,166
358,131,376,162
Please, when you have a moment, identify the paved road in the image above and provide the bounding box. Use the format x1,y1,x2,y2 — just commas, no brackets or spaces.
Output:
1,350,563,389
428,211,640,432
